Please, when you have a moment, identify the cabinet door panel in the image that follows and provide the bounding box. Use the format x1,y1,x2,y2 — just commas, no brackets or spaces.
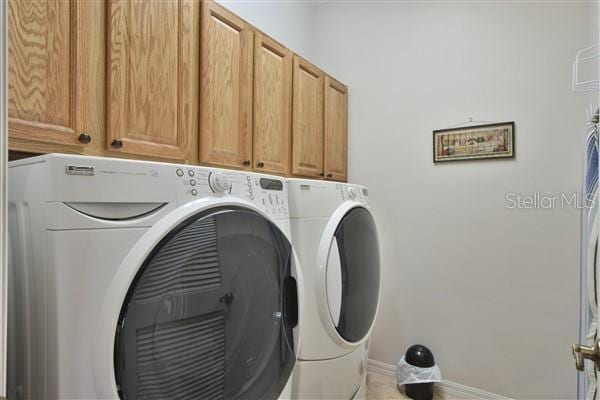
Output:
8,0,100,152
200,1,253,170
324,76,348,182
253,33,292,175
291,56,324,178
107,0,198,161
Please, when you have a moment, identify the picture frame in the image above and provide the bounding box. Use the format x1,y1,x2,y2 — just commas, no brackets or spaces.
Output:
433,122,515,163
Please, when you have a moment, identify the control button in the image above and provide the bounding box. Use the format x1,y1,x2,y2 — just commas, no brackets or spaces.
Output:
209,172,231,193
190,179,196,186
176,168,184,177
188,170,195,177
191,189,198,196
250,195,254,200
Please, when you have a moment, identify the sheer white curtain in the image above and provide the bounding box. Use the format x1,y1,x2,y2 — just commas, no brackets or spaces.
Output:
0,0,8,397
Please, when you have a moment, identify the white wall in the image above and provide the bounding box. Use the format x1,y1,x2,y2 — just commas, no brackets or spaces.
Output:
311,3,590,398
216,0,315,60
589,1,599,110
592,1,599,42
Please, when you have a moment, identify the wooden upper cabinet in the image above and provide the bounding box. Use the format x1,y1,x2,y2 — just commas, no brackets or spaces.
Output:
324,76,348,181
200,1,253,170
8,0,349,175
107,0,199,161
253,33,292,175
291,56,324,178
8,0,103,153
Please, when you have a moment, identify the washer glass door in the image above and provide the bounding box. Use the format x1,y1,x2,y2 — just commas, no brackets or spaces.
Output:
114,206,298,400
326,207,380,343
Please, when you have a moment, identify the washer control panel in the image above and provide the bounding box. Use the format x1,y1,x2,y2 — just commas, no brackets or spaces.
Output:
174,166,288,218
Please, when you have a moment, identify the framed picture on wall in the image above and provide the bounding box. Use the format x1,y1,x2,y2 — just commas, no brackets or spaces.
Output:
433,122,515,162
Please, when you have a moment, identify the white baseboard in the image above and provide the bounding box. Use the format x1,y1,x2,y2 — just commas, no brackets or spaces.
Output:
368,359,398,377
367,359,512,400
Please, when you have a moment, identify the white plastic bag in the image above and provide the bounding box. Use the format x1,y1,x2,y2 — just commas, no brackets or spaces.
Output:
396,356,442,385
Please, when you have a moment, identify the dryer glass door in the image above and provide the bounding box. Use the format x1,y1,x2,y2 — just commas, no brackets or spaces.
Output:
114,206,297,400
327,207,380,343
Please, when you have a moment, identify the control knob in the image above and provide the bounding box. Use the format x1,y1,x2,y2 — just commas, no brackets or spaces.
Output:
209,172,231,193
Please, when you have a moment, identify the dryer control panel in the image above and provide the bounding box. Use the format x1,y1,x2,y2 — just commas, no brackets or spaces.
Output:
173,166,289,219
337,183,369,205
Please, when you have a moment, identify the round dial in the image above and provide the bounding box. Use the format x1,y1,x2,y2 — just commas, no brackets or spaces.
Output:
209,172,231,193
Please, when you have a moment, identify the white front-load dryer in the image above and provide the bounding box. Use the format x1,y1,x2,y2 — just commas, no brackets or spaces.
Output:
7,154,303,400
287,179,380,400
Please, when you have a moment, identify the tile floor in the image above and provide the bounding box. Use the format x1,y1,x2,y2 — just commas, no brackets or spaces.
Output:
366,372,409,399
366,372,442,400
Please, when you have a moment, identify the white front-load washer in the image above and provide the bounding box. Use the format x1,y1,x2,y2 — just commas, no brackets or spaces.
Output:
287,179,380,400
7,154,303,400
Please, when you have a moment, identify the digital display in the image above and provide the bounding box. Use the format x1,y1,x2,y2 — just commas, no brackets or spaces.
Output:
260,178,283,191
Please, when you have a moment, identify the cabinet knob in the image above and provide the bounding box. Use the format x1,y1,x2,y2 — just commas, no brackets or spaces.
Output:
111,139,123,149
78,133,92,144
326,173,333,178
256,161,265,168
242,160,251,167
319,172,324,177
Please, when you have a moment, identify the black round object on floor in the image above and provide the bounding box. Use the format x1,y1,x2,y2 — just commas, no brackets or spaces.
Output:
405,344,435,368
404,344,435,400
404,382,434,400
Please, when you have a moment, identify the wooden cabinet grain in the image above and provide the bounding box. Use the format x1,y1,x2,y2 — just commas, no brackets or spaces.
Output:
253,33,292,176
106,0,199,162
291,56,324,178
324,76,348,181
200,1,253,170
8,0,104,154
